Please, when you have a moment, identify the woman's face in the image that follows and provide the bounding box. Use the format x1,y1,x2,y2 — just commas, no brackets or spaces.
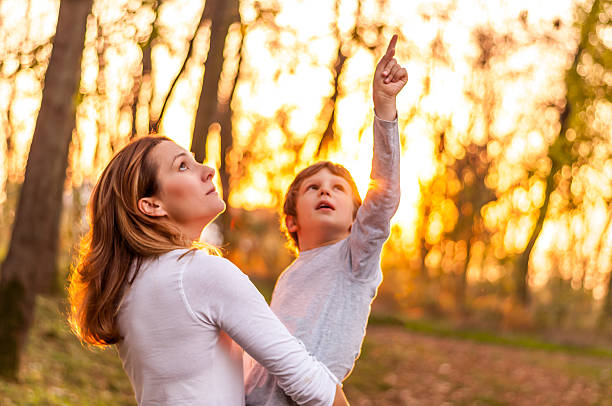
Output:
142,140,225,240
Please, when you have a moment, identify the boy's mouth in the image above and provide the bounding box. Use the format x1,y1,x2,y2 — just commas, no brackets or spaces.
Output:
316,201,335,211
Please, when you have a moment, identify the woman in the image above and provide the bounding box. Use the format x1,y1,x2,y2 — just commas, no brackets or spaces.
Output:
68,136,348,405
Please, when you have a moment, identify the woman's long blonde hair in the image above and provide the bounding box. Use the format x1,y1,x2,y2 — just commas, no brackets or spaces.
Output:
68,136,194,346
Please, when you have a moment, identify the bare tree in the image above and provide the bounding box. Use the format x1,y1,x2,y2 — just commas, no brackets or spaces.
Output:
130,0,159,137
316,0,349,156
148,0,239,235
316,0,388,156
155,1,213,130
515,0,609,304
191,0,240,162
0,0,93,378
216,21,244,233
604,265,612,324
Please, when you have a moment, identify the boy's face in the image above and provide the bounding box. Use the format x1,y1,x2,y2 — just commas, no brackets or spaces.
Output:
287,168,356,251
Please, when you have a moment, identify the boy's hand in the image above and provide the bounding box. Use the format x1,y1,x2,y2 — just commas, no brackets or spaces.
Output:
373,34,407,121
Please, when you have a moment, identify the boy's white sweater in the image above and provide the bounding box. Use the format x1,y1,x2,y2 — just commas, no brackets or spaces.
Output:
245,115,401,405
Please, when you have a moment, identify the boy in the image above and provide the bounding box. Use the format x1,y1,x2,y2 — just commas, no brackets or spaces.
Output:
245,35,406,405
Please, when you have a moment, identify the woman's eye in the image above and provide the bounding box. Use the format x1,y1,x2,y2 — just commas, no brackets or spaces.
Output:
179,162,188,171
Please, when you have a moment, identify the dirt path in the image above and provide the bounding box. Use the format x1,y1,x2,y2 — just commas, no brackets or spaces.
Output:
344,326,612,406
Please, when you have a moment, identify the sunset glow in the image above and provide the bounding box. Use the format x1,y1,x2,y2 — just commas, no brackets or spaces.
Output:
0,0,611,297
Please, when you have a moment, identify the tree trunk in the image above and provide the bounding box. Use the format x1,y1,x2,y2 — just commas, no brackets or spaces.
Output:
457,236,472,313
156,1,212,130
514,112,567,306
514,40,576,306
0,0,92,379
131,0,159,136
317,46,347,156
216,18,242,234
515,160,559,305
513,0,603,306
603,270,612,324
597,208,612,323
131,36,154,137
191,0,236,162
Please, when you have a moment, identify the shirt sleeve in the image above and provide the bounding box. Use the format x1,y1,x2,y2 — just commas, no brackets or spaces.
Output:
181,253,339,406
348,113,401,280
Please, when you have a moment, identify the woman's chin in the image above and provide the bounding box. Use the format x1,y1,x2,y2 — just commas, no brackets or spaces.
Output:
211,197,226,214
219,200,227,213
204,205,226,226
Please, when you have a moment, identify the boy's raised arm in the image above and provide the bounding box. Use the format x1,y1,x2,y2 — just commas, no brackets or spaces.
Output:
348,35,407,279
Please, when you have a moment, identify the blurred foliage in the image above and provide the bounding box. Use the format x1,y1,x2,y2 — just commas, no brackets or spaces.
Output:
0,0,612,372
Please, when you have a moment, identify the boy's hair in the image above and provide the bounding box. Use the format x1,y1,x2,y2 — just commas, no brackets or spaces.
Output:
282,161,362,252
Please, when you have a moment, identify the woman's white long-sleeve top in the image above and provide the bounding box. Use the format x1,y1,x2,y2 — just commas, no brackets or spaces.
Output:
117,249,338,405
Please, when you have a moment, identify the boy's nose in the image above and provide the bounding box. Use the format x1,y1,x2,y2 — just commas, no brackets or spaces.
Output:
319,187,331,196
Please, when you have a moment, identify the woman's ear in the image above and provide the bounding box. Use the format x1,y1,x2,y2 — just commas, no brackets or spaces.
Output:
285,215,298,233
138,197,167,217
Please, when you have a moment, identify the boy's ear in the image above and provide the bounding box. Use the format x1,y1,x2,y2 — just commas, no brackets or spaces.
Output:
285,215,298,233
138,197,167,217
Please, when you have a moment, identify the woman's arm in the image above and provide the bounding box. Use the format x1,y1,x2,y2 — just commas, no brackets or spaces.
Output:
181,253,341,406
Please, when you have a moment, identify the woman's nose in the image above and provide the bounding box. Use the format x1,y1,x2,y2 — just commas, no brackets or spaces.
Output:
201,165,215,181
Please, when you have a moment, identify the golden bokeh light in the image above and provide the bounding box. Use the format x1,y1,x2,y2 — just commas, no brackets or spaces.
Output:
1,0,611,299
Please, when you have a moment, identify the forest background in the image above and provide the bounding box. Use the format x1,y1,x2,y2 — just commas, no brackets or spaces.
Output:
0,0,611,404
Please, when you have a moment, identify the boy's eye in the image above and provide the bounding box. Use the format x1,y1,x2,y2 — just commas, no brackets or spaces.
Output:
179,162,188,171
307,184,318,191
334,185,345,191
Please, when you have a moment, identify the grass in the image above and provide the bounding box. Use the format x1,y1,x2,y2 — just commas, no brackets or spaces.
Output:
0,295,134,406
369,314,612,358
2,296,612,405
345,321,612,405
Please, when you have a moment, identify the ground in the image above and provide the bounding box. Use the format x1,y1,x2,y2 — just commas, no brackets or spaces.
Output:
0,296,611,405
345,326,612,405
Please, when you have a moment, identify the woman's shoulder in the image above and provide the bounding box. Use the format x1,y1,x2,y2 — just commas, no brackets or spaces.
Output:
177,248,230,266
177,249,246,281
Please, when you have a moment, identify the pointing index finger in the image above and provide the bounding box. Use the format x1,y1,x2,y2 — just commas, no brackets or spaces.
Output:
384,34,398,60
